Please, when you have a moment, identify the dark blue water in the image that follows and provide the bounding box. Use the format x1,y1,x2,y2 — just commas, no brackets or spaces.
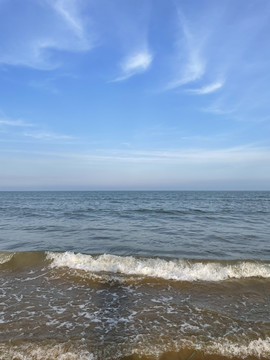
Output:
0,191,269,259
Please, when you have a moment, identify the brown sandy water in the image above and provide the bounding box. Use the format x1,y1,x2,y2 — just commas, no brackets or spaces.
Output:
1,251,270,359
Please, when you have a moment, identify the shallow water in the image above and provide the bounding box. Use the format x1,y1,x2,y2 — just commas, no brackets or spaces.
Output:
0,191,270,359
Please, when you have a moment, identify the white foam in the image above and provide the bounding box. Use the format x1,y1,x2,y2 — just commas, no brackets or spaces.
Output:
0,252,14,265
207,337,270,358
136,337,270,359
0,343,95,360
46,252,270,282
1,338,269,359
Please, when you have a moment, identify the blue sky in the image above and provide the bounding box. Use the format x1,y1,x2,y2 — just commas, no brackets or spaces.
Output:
0,0,270,190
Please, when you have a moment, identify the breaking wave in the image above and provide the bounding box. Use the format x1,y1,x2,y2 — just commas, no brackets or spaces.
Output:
0,251,14,265
46,251,270,282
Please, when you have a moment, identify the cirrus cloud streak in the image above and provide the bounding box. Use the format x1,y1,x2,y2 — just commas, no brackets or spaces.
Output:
113,50,153,82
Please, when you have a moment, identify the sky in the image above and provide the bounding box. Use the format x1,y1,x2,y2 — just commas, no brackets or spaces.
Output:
0,0,270,190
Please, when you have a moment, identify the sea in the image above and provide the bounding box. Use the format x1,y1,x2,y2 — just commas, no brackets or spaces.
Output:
0,191,270,360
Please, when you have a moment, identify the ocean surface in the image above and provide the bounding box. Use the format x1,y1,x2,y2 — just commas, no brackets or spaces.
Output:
0,191,270,360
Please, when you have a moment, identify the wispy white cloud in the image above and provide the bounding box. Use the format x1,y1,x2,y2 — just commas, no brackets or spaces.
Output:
95,146,270,165
113,50,153,82
50,0,92,51
23,131,73,141
4,145,270,166
1,144,269,190
165,12,206,90
202,100,236,115
0,113,72,142
166,56,205,90
0,0,93,70
187,80,225,95
0,118,34,127
52,0,84,38
122,52,153,74
165,1,270,123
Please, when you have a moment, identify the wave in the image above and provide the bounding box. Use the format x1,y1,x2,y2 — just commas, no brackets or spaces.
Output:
207,337,270,358
0,337,270,360
0,251,46,268
0,251,14,265
134,208,208,215
46,252,270,282
2,250,270,282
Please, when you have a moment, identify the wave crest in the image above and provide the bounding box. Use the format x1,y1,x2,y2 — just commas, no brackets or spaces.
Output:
46,252,270,282
0,251,14,265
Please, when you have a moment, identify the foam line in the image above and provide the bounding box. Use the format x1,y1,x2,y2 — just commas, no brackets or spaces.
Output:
46,252,270,282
